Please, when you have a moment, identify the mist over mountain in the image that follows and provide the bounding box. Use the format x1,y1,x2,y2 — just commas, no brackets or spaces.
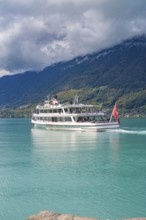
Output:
0,36,146,114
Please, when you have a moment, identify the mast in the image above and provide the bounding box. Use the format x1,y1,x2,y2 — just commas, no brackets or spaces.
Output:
74,95,79,104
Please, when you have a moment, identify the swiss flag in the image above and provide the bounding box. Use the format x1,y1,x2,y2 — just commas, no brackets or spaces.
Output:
112,103,120,125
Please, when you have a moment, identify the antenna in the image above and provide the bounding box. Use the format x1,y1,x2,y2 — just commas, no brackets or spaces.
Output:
47,95,50,101
74,95,79,104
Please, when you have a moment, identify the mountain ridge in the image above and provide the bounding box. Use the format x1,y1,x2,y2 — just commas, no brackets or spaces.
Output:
0,35,146,114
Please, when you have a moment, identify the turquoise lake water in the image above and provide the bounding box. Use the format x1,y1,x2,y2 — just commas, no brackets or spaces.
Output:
0,118,146,220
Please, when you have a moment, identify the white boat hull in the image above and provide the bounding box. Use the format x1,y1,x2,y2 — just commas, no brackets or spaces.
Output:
31,120,119,132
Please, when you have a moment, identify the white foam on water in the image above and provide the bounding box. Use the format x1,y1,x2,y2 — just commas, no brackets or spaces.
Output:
107,128,146,135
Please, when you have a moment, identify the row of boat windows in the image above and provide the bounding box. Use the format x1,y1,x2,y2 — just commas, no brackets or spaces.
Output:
33,115,109,122
36,107,99,114
34,117,72,122
76,116,109,122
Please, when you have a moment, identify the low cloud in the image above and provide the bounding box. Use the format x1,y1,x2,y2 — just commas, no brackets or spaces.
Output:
0,0,146,74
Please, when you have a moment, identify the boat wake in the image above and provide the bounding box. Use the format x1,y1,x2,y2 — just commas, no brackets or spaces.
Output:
107,128,146,135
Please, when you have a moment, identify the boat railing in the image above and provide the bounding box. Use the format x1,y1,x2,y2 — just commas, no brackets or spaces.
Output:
33,111,104,116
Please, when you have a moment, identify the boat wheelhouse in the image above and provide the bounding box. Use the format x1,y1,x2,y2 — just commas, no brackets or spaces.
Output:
31,95,120,131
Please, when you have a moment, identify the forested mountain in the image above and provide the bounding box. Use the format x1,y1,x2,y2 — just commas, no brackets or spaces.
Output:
0,36,146,114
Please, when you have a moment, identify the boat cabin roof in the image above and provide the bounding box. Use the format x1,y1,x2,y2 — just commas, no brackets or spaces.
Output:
37,103,100,109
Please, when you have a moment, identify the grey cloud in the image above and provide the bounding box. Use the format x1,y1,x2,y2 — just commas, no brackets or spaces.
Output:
0,0,146,74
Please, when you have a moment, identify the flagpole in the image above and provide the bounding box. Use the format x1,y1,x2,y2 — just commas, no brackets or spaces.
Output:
109,102,116,123
109,111,113,122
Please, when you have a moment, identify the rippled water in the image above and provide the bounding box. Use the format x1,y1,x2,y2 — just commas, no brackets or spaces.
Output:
0,118,146,220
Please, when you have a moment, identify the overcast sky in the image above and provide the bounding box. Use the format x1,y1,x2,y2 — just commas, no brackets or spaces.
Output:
0,0,146,76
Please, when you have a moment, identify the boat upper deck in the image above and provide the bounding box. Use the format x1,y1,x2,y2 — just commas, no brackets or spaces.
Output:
33,95,104,117
37,102,98,109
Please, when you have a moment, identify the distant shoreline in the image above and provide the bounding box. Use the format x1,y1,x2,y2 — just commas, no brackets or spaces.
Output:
0,106,146,119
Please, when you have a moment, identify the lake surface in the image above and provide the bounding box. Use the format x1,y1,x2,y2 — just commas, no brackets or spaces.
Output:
0,118,146,220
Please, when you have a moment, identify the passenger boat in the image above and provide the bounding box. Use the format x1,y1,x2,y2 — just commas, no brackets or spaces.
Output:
31,95,120,131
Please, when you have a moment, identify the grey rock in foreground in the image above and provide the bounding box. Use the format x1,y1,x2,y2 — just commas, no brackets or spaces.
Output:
27,211,146,220
27,211,98,220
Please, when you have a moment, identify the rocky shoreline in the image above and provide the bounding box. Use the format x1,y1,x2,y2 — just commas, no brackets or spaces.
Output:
27,211,146,220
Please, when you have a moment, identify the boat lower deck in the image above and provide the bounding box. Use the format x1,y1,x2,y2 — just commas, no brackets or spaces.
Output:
32,120,119,132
